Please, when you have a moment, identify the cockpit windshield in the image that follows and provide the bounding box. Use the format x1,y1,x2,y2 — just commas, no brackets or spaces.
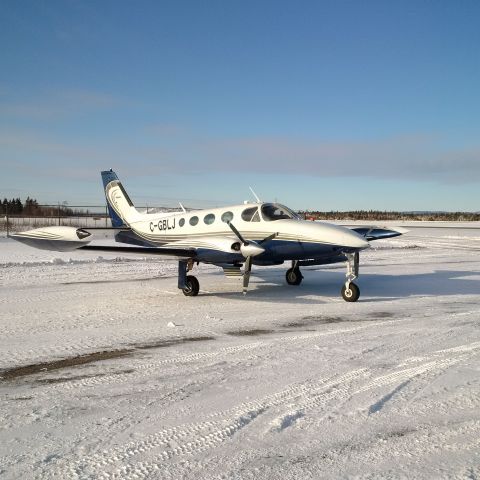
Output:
261,203,300,221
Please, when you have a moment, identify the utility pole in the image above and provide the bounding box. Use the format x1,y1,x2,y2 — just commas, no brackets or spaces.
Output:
5,204,9,237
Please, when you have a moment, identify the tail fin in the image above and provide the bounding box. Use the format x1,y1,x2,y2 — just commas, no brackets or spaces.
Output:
101,170,142,227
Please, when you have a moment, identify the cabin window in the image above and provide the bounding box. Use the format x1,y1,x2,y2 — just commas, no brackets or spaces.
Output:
241,207,260,222
204,213,215,225
221,211,234,223
261,203,299,221
189,216,199,226
179,218,185,227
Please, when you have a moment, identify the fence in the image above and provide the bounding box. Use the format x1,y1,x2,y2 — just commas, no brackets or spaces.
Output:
0,204,180,235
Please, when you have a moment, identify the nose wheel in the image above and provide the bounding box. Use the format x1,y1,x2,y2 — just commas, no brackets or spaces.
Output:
341,283,360,302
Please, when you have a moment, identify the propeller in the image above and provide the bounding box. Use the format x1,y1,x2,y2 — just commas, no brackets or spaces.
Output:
243,255,253,295
227,221,248,245
227,221,278,295
258,232,278,245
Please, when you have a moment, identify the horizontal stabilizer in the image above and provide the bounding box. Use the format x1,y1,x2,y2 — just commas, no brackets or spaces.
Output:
10,226,196,257
351,226,408,241
10,226,92,251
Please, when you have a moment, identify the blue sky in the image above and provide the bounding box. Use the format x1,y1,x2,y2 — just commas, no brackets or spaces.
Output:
1,0,479,210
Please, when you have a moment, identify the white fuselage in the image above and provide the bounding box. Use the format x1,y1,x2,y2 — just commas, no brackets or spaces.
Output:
105,181,368,256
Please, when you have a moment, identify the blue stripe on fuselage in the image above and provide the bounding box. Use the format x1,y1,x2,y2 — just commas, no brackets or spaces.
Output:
195,239,346,264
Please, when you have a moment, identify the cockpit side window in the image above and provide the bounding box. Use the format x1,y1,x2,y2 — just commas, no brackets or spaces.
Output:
221,211,234,223
241,207,260,222
261,203,299,221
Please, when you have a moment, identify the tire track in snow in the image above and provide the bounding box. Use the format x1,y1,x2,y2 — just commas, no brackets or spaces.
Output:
31,321,391,395
270,340,480,429
50,369,368,480
308,419,480,476
355,357,461,395
397,340,480,367
43,342,264,393
268,369,370,432
357,341,480,417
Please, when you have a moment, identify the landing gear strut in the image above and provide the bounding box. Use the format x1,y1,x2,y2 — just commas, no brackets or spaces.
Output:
286,261,303,286
178,259,200,296
342,252,360,302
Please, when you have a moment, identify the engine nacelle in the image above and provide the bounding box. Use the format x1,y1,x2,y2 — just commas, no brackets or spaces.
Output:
10,226,92,252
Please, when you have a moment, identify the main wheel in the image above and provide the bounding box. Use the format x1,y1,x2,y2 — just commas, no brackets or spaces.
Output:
341,283,360,302
286,267,303,286
182,275,200,296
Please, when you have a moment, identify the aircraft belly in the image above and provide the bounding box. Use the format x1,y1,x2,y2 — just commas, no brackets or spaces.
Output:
195,250,243,263
262,240,336,261
195,240,338,264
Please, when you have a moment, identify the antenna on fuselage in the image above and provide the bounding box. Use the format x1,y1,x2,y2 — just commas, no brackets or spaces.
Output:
249,187,261,203
179,202,186,213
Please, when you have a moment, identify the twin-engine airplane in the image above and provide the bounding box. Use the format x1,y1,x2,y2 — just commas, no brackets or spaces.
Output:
11,170,406,302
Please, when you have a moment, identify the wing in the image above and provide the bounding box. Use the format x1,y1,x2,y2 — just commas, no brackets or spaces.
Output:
78,244,195,258
9,226,240,261
349,226,408,241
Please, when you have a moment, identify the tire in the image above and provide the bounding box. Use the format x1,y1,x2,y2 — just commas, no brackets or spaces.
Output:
182,275,200,296
341,283,360,302
286,267,303,286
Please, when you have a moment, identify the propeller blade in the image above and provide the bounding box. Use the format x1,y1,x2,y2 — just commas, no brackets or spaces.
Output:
227,221,248,245
243,256,253,295
258,232,278,245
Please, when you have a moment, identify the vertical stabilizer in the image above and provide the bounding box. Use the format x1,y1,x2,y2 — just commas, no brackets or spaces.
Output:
101,170,141,227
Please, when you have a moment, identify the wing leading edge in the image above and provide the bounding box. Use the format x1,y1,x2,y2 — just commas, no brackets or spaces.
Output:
350,226,408,241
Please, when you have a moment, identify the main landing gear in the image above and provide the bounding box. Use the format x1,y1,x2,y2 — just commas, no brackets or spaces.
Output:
342,252,360,302
178,254,361,302
286,261,303,286
183,275,200,297
178,259,200,297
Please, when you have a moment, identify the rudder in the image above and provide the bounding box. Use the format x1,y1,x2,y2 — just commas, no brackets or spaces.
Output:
101,170,139,228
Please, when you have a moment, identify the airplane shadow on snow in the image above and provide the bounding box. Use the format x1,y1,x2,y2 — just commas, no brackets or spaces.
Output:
204,268,480,303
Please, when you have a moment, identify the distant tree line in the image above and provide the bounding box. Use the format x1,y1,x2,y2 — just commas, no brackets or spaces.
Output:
301,210,480,221
2,198,479,221
1,197,94,217
2,197,41,215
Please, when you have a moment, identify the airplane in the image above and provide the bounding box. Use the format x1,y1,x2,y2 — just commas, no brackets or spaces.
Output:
10,170,407,302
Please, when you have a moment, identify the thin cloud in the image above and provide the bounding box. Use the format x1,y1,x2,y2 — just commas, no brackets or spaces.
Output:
0,88,125,120
187,135,480,183
1,127,479,184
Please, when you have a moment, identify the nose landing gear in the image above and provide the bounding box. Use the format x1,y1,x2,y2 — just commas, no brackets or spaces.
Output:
342,252,360,302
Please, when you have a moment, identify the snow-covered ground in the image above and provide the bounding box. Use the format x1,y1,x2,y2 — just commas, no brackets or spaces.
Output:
1,225,480,479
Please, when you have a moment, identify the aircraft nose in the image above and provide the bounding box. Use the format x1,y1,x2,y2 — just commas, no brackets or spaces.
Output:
312,222,370,250
343,231,370,249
